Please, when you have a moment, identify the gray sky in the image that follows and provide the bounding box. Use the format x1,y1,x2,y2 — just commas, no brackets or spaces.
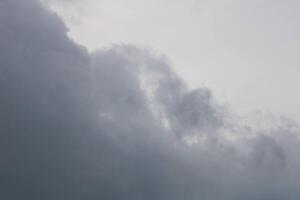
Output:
3,0,300,199
44,0,300,120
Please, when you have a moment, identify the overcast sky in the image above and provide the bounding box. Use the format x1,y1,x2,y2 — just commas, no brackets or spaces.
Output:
2,0,300,199
43,0,300,120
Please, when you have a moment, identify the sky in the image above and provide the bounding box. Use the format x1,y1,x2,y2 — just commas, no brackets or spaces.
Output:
43,0,300,120
2,0,300,199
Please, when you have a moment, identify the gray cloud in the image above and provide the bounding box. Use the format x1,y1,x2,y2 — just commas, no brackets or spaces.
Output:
1,0,300,199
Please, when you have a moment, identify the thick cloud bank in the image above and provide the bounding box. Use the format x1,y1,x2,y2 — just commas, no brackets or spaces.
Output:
1,0,300,199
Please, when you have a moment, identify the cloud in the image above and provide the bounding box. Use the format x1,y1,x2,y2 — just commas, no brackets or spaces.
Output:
1,0,300,199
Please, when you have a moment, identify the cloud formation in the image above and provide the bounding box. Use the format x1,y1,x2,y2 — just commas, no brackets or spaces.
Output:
1,0,300,199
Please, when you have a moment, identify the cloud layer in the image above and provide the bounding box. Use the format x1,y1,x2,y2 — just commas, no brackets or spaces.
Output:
1,0,300,199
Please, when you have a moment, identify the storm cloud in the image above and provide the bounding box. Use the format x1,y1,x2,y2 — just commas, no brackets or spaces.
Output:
1,0,300,199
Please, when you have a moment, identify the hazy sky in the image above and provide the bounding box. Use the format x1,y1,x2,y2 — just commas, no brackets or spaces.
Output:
2,0,300,199
43,0,300,120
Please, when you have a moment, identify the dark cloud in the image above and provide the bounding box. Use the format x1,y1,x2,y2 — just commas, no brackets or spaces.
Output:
1,0,300,199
